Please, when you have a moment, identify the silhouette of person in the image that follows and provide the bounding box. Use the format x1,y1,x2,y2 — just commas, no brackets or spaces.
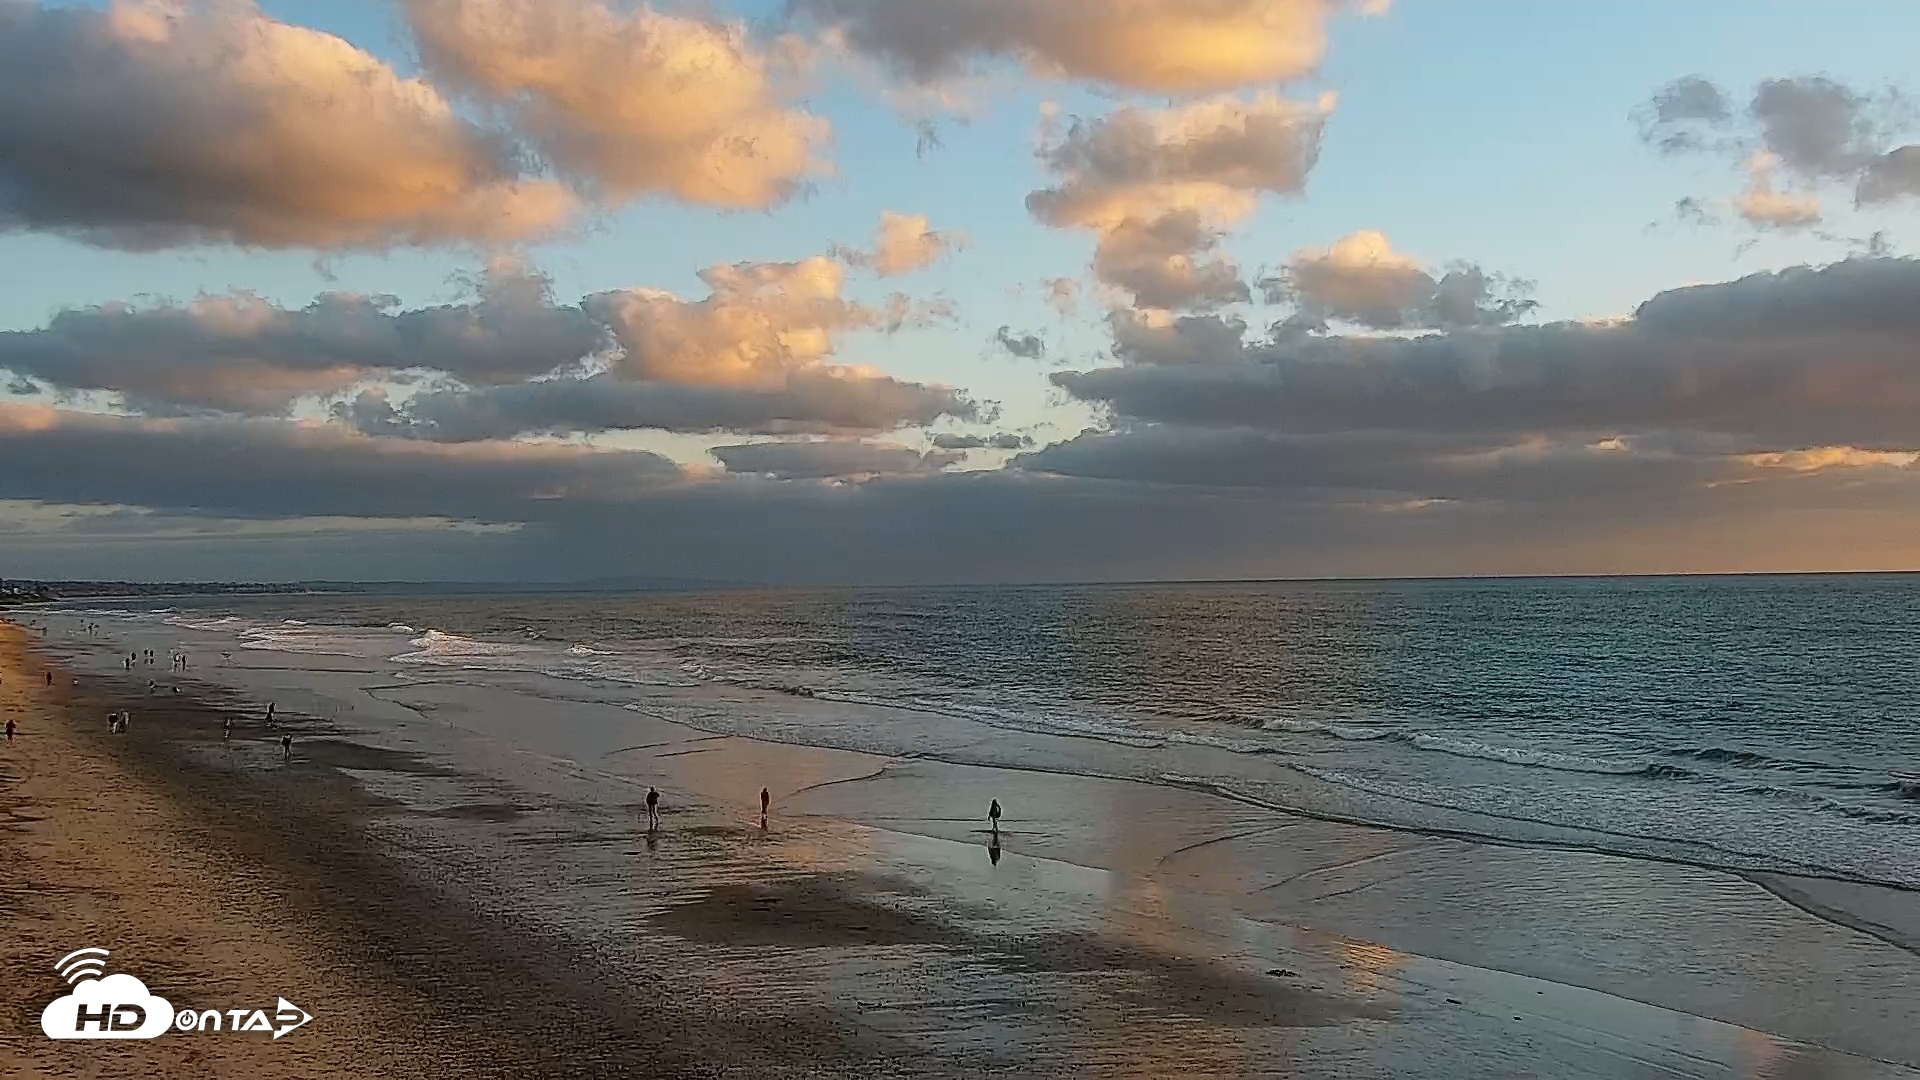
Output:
646,787,661,831
5,718,15,744
266,702,276,725
45,671,52,687
281,734,293,758
760,786,770,825
988,799,1002,833
988,832,1001,865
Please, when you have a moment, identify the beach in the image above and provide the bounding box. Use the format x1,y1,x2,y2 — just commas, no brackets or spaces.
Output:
3,608,1919,1078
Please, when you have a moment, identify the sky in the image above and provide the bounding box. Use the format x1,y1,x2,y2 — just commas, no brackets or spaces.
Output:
2,0,1920,584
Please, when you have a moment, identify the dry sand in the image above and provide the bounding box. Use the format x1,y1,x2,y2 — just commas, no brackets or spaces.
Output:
5,615,1919,1078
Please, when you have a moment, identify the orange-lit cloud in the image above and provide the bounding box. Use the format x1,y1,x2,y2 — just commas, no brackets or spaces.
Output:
1743,447,1920,472
1262,230,1537,330
1028,93,1334,311
586,257,919,388
0,0,576,249
791,0,1385,94
1735,154,1822,230
403,0,830,210
837,212,967,276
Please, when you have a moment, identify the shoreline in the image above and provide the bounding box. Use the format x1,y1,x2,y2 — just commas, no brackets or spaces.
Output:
0,627,886,1078
7,614,1920,1076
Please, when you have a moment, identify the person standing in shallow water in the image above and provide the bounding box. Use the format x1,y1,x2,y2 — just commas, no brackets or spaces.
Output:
5,718,15,744
988,799,1002,833
760,786,770,824
281,734,292,758
646,787,661,831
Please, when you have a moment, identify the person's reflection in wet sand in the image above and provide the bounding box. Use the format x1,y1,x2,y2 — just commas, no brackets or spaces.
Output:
988,831,1001,865
644,830,659,853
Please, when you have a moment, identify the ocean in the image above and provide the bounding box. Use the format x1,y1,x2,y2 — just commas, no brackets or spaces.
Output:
66,575,1920,891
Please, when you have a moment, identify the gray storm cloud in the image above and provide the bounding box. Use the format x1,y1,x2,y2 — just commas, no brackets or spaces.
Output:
0,260,602,412
341,373,975,442
1059,257,1920,452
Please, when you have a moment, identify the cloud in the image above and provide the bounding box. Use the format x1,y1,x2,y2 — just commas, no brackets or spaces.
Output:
0,0,576,250
0,405,685,523
1748,76,1887,179
0,253,970,433
1108,309,1250,367
932,432,1032,450
1734,153,1822,230
1089,210,1251,311
1056,257,1920,453
1028,94,1333,229
1027,93,1334,311
1638,75,1733,153
1744,446,1920,473
1259,231,1537,330
789,0,1382,94
0,258,604,412
1639,74,1919,227
711,440,963,479
8,401,1920,583
586,256,923,388
1041,277,1082,317
338,370,975,441
1858,145,1920,204
401,0,829,210
993,327,1046,359
836,211,966,276
40,974,174,1040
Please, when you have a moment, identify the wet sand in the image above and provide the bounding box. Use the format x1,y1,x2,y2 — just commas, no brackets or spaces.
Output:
5,614,1919,1078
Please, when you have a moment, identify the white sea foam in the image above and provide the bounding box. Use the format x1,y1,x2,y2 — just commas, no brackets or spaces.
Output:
1405,733,1645,775
392,630,691,687
164,615,247,632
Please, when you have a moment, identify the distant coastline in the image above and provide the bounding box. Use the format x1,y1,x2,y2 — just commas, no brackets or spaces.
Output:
6,568,1920,607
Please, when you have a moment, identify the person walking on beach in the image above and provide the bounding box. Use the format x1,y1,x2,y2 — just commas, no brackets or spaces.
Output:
266,702,276,725
5,718,15,744
646,787,661,831
760,786,770,822
281,734,293,758
988,799,1002,833
45,671,51,687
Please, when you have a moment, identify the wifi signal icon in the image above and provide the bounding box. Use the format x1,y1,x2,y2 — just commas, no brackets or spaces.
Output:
55,948,109,985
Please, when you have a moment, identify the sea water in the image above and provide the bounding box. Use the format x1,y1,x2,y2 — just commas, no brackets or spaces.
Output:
67,574,1920,890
